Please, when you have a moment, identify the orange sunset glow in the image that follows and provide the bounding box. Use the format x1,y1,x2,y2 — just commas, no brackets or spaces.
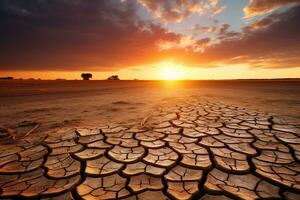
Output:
0,0,299,79
5,62,300,80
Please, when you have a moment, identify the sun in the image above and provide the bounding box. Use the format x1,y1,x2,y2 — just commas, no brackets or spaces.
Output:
162,67,182,80
159,60,184,80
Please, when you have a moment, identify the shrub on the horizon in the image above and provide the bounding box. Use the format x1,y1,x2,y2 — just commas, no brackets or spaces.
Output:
81,73,92,80
107,75,120,80
0,76,13,80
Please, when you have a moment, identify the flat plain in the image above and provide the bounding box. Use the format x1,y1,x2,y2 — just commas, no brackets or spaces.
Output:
0,80,300,199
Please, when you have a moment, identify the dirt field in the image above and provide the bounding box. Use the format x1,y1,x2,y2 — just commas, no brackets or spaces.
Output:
0,79,299,143
1,80,300,126
0,80,300,199
0,80,298,123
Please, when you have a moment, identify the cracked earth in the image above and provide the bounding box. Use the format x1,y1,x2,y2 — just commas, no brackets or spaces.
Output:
0,98,300,200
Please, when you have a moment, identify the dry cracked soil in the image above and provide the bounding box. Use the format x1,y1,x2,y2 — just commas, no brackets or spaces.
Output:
0,98,300,200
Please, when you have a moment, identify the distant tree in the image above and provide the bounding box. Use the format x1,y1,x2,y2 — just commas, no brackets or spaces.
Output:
0,77,13,80
107,75,120,80
81,73,92,80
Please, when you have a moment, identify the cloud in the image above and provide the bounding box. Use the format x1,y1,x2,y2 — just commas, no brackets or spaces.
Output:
190,23,241,42
190,24,221,34
245,12,283,31
0,0,181,71
157,36,210,53
246,17,276,30
244,0,300,18
155,5,300,69
137,0,225,23
0,0,299,71
199,5,300,68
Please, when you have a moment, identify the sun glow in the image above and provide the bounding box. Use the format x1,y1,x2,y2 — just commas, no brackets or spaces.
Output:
160,60,184,80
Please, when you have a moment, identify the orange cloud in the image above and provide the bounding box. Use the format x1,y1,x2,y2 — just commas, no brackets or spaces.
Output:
244,0,300,18
157,36,210,53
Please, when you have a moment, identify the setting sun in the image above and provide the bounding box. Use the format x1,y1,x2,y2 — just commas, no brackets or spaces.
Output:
162,67,182,80
160,61,184,80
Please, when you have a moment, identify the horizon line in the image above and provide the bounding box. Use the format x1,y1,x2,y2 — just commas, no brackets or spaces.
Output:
1,78,300,81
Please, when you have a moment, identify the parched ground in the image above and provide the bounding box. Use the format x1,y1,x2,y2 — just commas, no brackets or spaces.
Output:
0,97,300,200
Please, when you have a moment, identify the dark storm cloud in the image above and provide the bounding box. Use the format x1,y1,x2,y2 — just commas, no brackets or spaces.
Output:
0,0,180,70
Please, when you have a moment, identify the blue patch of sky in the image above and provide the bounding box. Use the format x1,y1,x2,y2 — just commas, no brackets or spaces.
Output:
216,0,249,32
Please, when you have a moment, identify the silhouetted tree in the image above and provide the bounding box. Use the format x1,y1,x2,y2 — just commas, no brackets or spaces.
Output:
107,75,120,80
81,73,92,80
0,77,14,80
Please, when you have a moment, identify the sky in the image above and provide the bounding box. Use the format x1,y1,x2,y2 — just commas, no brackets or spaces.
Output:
1,0,300,80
